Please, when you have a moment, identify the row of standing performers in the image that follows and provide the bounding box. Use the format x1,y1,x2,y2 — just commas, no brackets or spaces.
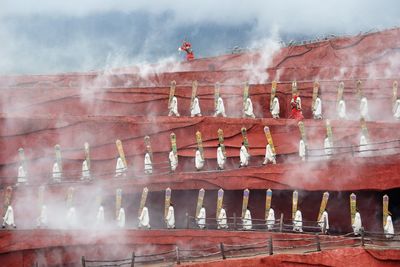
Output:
168,81,400,120
15,123,374,183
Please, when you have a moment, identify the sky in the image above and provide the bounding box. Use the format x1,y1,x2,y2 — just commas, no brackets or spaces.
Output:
1,0,400,74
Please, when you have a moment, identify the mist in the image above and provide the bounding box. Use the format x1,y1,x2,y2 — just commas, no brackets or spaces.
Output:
1,0,400,74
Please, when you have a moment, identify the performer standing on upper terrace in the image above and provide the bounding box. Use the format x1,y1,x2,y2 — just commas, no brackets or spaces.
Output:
138,206,151,229
144,152,153,175
263,143,276,165
81,159,90,180
17,165,27,185
166,203,175,229
117,207,126,228
393,97,400,119
2,205,16,229
217,144,226,170
290,95,303,120
318,209,329,234
299,138,306,161
217,206,228,229
243,96,255,118
266,207,275,230
52,160,62,182
214,96,227,117
313,94,322,120
270,95,280,119
115,156,127,177
195,148,205,171
191,96,202,117
337,96,347,120
169,149,178,172
293,209,303,232
37,205,48,228
242,208,252,230
324,135,333,157
197,205,206,229
384,213,394,239
352,209,362,236
360,96,369,120
168,95,180,117
239,142,250,167
179,40,195,61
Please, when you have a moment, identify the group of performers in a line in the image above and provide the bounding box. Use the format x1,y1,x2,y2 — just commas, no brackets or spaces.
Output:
15,127,373,184
168,88,400,120
2,202,394,239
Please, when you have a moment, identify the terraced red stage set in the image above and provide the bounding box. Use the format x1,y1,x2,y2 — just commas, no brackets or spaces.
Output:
1,28,400,266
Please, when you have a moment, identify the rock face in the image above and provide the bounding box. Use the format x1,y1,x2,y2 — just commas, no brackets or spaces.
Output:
0,28,400,266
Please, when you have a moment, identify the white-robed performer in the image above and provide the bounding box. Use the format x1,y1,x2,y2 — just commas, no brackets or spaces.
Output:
266,208,275,230
81,160,90,180
138,206,151,229
217,207,228,229
243,208,252,230
299,139,306,161
168,96,180,117
293,209,303,232
144,152,152,175
52,161,62,182
66,207,78,228
169,150,178,172
165,203,175,229
195,148,205,171
384,214,394,239
271,96,280,119
324,136,333,157
352,210,362,235
115,157,127,177
117,207,126,228
217,144,226,170
17,165,27,184
96,205,105,227
190,96,202,117
318,209,329,234
197,205,206,229
337,99,347,119
2,205,16,228
239,142,250,167
393,99,400,120
214,97,227,117
243,97,255,118
360,96,369,119
37,205,48,228
313,96,322,120
263,144,276,165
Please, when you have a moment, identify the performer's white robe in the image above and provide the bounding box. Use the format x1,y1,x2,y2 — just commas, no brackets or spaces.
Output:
169,151,178,171
271,97,280,118
393,99,400,119
338,100,346,119
139,207,150,229
197,207,206,229
115,157,127,177
169,96,180,117
195,150,205,170
117,208,126,228
263,144,276,165
217,147,226,169
240,145,250,167
144,153,152,174
191,97,202,117
96,206,105,226
17,165,27,184
218,208,228,229
299,140,306,161
360,97,369,119
318,211,329,232
384,215,394,238
81,160,90,180
215,97,227,117
352,212,362,235
313,97,322,119
359,135,369,154
166,206,175,229
324,138,333,156
243,209,252,230
37,205,48,227
266,208,275,230
66,207,77,228
244,98,255,118
293,210,303,232
2,206,15,227
52,162,61,182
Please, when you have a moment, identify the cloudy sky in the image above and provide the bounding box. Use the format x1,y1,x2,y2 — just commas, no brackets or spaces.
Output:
1,0,399,74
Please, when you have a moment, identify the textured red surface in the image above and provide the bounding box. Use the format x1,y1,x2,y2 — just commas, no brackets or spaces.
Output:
183,247,400,267
0,229,358,267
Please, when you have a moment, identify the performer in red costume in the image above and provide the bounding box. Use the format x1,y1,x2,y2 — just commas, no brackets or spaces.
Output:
179,40,195,61
290,95,304,120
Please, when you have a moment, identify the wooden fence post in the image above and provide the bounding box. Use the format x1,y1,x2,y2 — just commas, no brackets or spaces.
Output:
176,246,181,265
279,213,284,232
131,252,135,267
268,236,273,255
315,234,321,252
81,256,86,267
220,243,226,260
